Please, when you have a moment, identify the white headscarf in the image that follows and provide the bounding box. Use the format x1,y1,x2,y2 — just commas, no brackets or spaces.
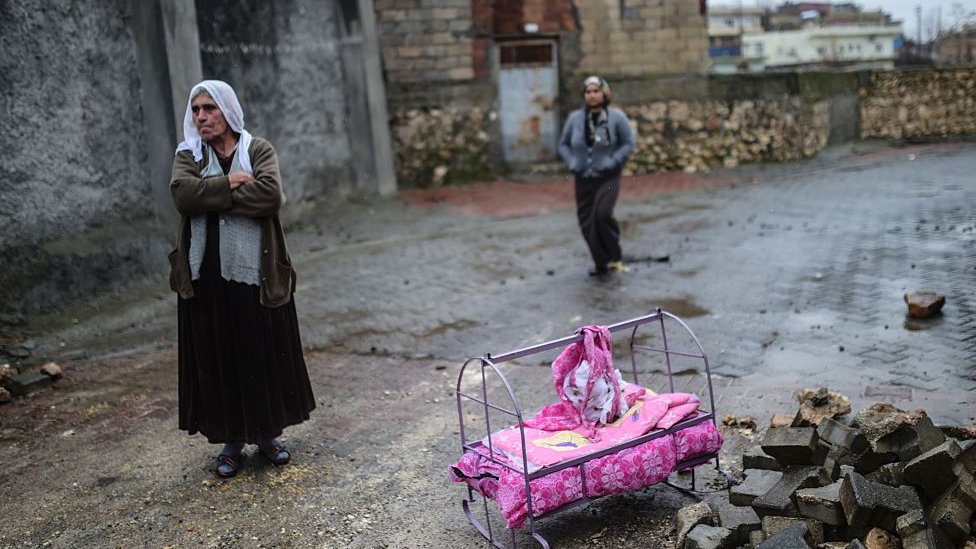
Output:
175,79,253,173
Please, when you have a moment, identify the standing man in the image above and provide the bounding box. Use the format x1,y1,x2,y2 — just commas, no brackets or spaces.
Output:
558,76,635,277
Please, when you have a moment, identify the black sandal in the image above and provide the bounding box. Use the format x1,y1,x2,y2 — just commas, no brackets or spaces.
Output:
258,441,290,466
215,452,242,478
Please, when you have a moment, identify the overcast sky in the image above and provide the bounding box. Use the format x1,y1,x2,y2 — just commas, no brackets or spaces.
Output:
735,0,976,41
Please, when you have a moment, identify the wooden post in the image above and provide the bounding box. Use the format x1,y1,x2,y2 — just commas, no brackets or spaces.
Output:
357,0,398,196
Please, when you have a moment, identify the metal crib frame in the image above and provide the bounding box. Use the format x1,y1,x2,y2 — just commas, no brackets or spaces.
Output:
454,309,723,549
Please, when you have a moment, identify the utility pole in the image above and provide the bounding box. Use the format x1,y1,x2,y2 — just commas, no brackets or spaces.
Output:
916,5,922,45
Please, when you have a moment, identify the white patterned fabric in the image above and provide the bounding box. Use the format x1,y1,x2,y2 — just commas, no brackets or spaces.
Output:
188,145,262,285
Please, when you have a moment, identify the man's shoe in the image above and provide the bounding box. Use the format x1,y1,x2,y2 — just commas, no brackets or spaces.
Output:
588,266,609,277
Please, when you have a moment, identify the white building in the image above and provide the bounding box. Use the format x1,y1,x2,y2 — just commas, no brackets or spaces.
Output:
707,6,766,73
707,6,765,37
742,25,902,71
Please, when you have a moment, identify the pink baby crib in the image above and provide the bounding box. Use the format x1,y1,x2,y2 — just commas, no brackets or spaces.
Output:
450,309,729,548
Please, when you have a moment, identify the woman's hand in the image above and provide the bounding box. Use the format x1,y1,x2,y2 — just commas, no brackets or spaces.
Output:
228,171,256,190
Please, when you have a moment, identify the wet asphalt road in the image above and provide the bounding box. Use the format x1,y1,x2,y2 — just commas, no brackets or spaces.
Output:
1,140,974,549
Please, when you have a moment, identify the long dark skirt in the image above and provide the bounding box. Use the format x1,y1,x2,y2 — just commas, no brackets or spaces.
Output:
574,173,622,269
178,215,315,444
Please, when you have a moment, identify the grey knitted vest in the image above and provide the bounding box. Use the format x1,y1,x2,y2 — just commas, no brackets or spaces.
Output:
188,146,262,285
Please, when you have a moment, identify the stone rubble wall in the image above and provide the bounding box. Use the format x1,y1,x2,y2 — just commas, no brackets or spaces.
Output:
391,108,495,188
623,97,830,174
391,68,975,186
860,68,976,140
390,96,830,186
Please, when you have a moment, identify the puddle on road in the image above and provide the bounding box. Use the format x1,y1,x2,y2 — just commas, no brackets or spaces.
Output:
644,297,710,318
903,315,944,331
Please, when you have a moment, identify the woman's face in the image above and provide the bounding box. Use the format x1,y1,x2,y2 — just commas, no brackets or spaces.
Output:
584,84,605,108
191,92,230,142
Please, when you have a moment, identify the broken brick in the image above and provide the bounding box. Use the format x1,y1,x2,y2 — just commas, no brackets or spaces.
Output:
839,471,922,532
762,427,823,466
752,466,831,518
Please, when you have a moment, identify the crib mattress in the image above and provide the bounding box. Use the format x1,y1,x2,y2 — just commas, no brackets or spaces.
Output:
450,420,722,529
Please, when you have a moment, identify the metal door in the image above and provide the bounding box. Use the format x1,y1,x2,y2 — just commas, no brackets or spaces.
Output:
497,40,559,163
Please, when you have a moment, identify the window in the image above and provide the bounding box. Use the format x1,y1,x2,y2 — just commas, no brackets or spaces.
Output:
499,43,552,67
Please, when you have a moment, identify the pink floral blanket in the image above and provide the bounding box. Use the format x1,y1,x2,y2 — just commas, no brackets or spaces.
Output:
450,420,722,529
488,388,701,473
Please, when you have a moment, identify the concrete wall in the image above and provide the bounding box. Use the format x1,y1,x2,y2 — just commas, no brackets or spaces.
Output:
1,0,376,315
0,0,169,313
195,0,354,201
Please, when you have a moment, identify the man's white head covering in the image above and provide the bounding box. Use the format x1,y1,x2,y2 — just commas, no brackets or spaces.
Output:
175,79,252,173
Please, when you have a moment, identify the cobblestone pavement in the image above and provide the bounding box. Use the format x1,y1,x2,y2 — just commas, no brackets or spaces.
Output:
1,140,973,549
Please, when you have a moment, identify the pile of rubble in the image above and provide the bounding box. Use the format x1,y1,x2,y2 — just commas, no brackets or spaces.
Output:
0,361,62,403
679,390,976,549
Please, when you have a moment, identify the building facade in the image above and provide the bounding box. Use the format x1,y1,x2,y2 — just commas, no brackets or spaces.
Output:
375,0,711,185
742,25,902,71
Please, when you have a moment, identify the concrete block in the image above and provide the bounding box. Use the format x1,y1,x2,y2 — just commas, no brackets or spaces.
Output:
818,417,868,454
752,466,831,518
902,439,962,499
895,509,954,549
708,494,760,547
852,446,898,475
748,528,764,548
855,404,945,462
839,471,923,532
865,462,905,487
755,521,814,549
683,524,732,549
896,508,928,538
743,445,782,471
927,478,975,544
953,439,976,476
900,528,954,549
1,370,52,396
762,427,823,466
762,515,825,545
676,500,714,549
822,446,845,480
899,415,948,461
797,481,846,526
730,468,782,507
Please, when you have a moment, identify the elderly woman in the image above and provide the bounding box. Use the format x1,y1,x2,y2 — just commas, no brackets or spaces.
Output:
558,76,635,277
168,80,315,478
